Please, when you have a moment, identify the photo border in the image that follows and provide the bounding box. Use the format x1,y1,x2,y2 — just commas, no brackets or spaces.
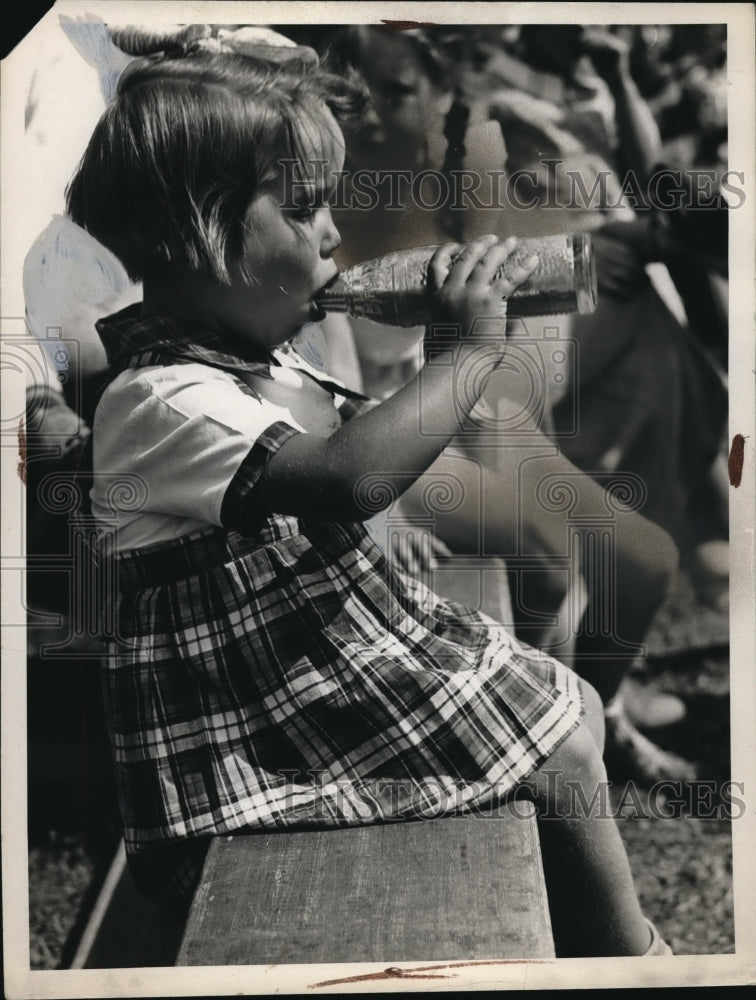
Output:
3,1,754,995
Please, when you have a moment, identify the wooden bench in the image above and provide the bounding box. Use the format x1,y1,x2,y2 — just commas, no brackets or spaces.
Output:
176,803,554,966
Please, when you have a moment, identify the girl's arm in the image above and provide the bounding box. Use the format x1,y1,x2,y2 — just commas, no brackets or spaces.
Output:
254,236,538,522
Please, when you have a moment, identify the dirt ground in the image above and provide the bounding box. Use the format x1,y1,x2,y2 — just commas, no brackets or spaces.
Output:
610,649,734,956
26,569,734,968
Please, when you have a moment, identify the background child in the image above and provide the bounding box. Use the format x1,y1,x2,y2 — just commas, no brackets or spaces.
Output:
305,24,691,778
66,48,671,957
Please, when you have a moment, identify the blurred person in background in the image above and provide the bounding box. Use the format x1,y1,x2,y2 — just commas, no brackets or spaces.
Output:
476,24,729,614
297,23,695,783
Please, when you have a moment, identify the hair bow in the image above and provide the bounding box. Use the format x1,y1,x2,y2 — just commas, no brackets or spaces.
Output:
193,26,319,66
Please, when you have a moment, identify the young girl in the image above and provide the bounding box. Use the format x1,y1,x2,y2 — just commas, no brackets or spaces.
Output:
66,49,671,957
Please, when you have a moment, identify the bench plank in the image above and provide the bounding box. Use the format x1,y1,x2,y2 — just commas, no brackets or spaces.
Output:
177,804,554,965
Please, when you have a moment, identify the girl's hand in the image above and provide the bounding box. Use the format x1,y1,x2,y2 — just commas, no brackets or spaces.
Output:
426,235,539,337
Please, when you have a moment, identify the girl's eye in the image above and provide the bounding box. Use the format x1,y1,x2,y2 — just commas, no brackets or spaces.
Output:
292,198,336,223
293,205,318,222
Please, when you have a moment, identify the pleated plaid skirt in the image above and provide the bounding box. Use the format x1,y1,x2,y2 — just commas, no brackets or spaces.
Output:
106,514,584,862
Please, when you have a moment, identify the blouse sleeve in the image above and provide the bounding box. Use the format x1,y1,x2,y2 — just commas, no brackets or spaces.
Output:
335,394,378,422
94,363,303,533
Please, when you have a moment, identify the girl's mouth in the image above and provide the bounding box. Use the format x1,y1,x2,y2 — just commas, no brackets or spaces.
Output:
310,274,339,321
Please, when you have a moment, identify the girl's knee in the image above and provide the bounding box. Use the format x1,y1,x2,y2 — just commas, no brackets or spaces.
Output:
553,720,606,782
526,718,607,812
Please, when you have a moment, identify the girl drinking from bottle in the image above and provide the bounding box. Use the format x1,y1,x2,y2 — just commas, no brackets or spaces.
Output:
66,48,671,957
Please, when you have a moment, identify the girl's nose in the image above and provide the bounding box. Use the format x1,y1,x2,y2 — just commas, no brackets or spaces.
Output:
321,213,342,257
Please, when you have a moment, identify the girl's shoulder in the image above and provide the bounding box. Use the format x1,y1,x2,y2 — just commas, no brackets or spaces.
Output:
104,360,242,398
95,362,248,428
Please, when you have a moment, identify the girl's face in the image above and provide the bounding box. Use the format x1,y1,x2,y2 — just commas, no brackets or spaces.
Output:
347,29,452,173
228,106,345,349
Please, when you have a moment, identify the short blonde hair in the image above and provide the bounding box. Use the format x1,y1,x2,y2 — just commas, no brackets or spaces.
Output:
66,51,364,283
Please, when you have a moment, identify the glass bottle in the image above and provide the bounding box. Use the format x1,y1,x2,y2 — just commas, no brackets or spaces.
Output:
316,233,597,327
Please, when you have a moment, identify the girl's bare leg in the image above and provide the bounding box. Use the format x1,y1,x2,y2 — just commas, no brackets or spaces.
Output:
522,679,653,957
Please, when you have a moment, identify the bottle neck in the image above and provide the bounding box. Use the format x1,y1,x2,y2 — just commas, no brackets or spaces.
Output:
313,277,349,313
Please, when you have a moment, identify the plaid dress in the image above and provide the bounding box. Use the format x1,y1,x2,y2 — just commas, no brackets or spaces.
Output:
93,307,584,892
